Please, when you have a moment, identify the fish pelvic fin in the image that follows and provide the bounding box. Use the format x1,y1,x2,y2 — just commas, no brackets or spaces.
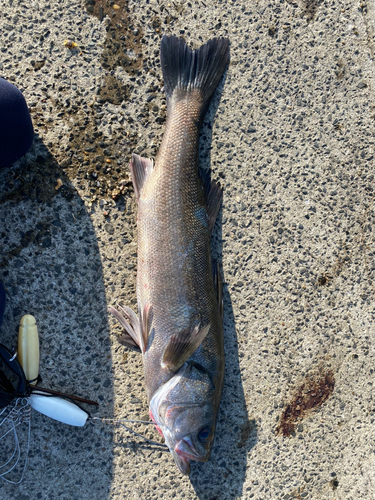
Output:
160,35,230,116
130,154,154,201
139,303,153,354
161,323,211,373
109,303,153,353
108,305,142,352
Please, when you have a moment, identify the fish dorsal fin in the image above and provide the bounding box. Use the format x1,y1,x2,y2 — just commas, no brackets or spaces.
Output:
200,171,223,235
212,261,223,320
161,323,211,373
206,180,223,234
130,153,154,201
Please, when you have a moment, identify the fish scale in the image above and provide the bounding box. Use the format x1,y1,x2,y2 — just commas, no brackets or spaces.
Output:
138,92,221,400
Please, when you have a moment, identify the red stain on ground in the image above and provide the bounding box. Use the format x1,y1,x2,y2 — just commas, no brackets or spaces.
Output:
276,370,335,437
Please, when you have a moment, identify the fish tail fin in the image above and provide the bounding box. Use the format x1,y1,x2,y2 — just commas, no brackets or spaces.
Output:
160,35,230,115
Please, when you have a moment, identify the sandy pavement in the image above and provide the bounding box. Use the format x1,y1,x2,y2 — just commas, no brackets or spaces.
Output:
0,0,375,498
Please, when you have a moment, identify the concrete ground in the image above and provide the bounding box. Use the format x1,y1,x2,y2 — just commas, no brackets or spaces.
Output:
0,0,374,498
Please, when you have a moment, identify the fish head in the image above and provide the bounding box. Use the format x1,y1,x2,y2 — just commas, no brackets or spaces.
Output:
150,361,217,474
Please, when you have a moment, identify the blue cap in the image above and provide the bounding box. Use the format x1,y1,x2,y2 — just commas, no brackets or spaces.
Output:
0,282,5,330
0,78,34,167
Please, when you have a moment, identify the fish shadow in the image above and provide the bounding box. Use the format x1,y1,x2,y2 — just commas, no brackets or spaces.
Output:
189,70,258,499
0,135,114,497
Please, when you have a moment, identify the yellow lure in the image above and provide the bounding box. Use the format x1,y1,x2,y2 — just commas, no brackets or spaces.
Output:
18,315,40,386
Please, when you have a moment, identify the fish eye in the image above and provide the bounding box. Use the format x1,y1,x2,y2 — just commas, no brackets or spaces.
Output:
198,426,212,442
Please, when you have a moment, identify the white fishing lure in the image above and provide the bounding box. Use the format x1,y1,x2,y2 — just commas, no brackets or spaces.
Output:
29,395,88,427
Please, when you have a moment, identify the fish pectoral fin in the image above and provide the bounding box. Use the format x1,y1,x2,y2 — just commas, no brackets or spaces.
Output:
130,154,154,201
206,180,223,234
161,323,211,373
108,305,142,352
212,261,223,320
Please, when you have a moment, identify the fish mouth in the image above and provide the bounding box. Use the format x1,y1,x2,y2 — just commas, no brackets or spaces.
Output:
149,407,191,474
172,450,191,475
172,436,209,474
175,437,207,463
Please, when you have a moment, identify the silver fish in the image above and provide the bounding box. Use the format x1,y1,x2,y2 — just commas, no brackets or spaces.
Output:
109,35,230,474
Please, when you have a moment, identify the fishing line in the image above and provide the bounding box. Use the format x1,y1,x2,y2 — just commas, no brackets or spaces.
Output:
0,398,31,484
0,319,168,485
0,397,167,484
26,388,166,448
90,416,168,448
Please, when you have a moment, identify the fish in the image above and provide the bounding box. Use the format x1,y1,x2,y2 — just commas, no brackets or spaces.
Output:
109,34,230,474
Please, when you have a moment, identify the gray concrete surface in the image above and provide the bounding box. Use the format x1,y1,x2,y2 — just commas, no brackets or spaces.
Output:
0,0,374,498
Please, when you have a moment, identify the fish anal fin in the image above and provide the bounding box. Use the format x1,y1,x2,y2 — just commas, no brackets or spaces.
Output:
130,153,154,201
207,180,223,234
162,323,211,373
